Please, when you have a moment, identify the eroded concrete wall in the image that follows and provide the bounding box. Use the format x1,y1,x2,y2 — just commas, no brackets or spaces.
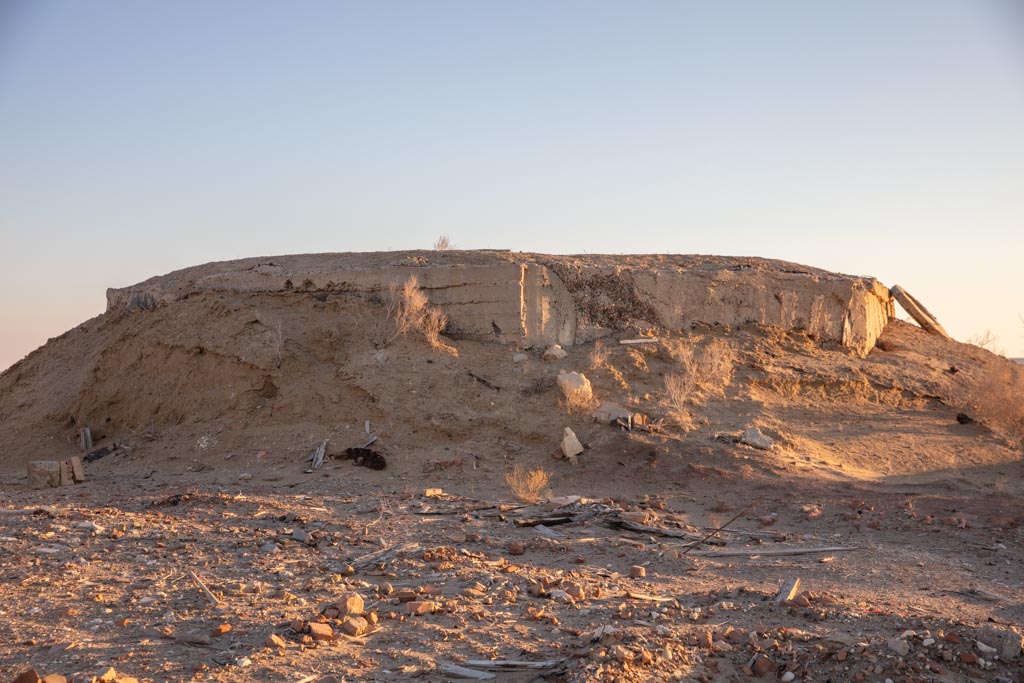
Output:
107,252,893,355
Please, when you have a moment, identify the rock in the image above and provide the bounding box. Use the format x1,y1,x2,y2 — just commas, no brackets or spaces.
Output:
886,637,910,657
96,668,118,682
308,622,334,641
630,565,646,578
505,541,525,556
976,640,997,656
10,671,41,683
750,654,775,676
977,625,1023,660
512,353,529,363
291,529,313,544
423,488,443,498
41,675,67,683
237,473,253,481
960,652,978,664
781,672,795,683
543,344,568,360
332,591,364,616
556,371,593,401
591,401,632,424
406,600,438,616
562,582,585,601
265,633,287,649
259,542,280,553
341,616,369,636
560,428,584,461
740,428,774,450
28,461,62,489
212,623,232,636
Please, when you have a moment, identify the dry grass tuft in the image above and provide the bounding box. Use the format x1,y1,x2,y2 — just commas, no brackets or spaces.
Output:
561,390,598,416
589,339,611,370
659,336,737,431
505,465,550,503
663,373,698,432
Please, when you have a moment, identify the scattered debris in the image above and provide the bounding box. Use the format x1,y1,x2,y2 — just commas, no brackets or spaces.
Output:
306,439,329,471
342,447,386,470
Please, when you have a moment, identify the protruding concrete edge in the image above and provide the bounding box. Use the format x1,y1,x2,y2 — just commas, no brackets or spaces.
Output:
106,252,894,355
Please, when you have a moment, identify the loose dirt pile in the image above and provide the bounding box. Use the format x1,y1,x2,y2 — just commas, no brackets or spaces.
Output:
1,253,1022,683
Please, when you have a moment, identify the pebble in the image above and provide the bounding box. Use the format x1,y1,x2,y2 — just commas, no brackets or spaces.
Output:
781,672,795,683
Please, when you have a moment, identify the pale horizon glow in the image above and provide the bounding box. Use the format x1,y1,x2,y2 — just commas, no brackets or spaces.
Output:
2,1,1023,370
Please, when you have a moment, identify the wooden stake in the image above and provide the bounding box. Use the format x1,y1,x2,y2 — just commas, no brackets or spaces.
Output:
188,570,221,605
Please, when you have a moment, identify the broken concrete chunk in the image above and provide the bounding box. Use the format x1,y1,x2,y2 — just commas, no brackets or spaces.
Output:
543,344,568,360
556,371,592,401
28,461,62,489
740,428,774,450
560,428,584,462
976,625,1023,660
332,591,364,616
592,401,631,424
890,285,951,339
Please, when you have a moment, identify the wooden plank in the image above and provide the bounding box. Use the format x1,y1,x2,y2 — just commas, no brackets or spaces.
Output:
69,457,86,483
690,546,859,558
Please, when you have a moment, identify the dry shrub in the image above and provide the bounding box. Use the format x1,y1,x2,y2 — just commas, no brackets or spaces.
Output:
661,337,735,401
505,465,550,503
962,362,1024,449
967,330,1005,356
663,373,697,432
433,234,455,251
589,339,629,390
376,276,456,355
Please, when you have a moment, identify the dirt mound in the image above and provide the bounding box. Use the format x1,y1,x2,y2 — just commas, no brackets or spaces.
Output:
2,253,1024,683
1,253,1020,482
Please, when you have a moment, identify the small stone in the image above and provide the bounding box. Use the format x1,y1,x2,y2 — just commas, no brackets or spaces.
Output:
560,427,584,460
512,353,529,363
781,672,795,683
291,529,312,544
740,427,774,450
922,638,935,647
423,488,443,498
976,640,997,656
751,654,775,676
406,600,438,616
960,651,978,664
212,623,232,636
237,472,253,481
886,637,910,657
332,591,364,616
630,565,646,578
259,542,279,553
506,541,526,556
308,622,334,641
341,616,369,636
42,675,68,683
11,671,41,683
265,633,287,649
543,344,568,360
562,582,585,601
942,631,961,644
96,668,118,682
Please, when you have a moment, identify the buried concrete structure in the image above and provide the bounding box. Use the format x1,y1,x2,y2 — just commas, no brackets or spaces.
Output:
107,251,895,356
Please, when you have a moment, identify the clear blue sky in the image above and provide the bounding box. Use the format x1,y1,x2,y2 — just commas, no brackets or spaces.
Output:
2,1,1022,369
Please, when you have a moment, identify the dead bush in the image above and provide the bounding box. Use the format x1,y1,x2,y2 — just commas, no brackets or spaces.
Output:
962,361,1024,449
433,234,455,251
662,373,698,432
505,465,550,503
375,276,456,355
661,336,735,402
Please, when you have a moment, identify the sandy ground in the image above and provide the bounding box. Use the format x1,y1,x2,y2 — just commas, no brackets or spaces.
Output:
1,280,1023,683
